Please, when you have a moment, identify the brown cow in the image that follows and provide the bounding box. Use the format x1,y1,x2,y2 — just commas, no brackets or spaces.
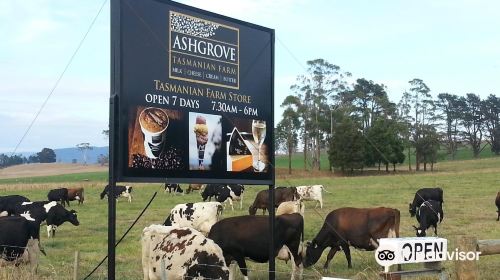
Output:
186,184,205,194
67,188,84,205
249,187,299,215
496,192,500,221
304,207,400,270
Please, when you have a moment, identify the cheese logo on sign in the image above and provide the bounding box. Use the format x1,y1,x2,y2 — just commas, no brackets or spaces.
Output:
169,11,239,89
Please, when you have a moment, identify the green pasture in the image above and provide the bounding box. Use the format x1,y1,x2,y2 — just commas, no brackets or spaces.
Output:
1,157,500,279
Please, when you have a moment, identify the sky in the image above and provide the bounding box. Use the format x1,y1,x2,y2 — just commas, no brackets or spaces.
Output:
1,0,499,153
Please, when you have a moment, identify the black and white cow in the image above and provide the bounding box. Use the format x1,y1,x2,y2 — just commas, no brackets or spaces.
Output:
0,195,30,216
47,188,70,207
0,215,42,273
100,185,133,203
13,201,80,238
164,183,183,195
163,202,223,236
201,184,245,211
142,225,229,280
201,184,225,202
218,184,245,211
409,187,444,217
208,213,304,280
413,200,444,237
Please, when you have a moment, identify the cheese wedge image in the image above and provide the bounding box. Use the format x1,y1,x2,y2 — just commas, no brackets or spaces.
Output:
227,127,253,172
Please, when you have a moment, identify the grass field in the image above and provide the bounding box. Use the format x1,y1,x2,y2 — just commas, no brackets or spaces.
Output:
1,158,500,279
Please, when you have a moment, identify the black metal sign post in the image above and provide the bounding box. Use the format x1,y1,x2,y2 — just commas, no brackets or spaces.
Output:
109,0,120,278
268,184,276,280
108,96,117,280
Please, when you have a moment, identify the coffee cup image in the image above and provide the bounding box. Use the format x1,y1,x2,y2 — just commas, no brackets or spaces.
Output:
138,107,169,159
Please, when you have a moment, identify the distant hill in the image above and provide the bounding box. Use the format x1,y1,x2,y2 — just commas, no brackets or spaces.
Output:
54,146,108,164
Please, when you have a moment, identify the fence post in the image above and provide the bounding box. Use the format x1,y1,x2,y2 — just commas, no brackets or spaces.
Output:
454,236,478,280
73,251,80,280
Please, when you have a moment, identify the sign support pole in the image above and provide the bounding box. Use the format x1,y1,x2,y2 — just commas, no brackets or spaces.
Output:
108,95,118,280
268,184,275,280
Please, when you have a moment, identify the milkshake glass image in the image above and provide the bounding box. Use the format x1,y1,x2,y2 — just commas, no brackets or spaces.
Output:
139,107,169,159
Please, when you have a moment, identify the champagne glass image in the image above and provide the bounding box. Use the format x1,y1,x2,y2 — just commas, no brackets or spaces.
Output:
252,120,266,172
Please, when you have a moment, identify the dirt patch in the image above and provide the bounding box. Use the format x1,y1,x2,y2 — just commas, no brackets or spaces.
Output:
0,163,107,179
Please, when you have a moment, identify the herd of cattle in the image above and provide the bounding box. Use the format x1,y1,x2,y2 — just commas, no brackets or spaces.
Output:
0,183,499,279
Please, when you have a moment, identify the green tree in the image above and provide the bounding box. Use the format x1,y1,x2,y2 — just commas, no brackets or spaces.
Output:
457,94,484,157
289,59,350,171
415,125,440,171
397,91,413,171
328,111,365,173
481,94,500,155
408,79,434,171
436,93,461,159
276,100,301,174
76,143,94,165
37,148,56,163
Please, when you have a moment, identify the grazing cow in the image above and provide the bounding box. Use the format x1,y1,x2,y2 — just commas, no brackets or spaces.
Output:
67,188,84,205
496,192,500,221
217,184,245,211
142,225,229,280
163,202,223,236
208,213,304,280
100,185,133,203
201,184,225,202
186,184,205,194
413,200,444,237
409,187,444,217
0,195,30,216
13,201,80,238
0,216,42,273
296,185,325,208
47,188,70,207
304,207,400,270
164,183,183,195
248,187,299,215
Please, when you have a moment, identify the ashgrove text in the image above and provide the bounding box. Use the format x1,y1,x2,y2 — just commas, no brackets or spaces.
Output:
172,34,237,62
153,79,251,104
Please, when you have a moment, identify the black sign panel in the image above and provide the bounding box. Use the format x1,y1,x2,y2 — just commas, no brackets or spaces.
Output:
112,0,274,184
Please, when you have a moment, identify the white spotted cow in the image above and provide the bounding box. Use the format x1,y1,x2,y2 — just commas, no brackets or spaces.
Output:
163,202,223,236
100,185,133,203
141,225,229,280
296,185,326,208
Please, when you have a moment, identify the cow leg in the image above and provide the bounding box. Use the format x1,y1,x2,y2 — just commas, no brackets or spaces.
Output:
323,246,340,270
340,243,352,269
228,198,234,211
434,225,438,236
235,256,249,280
46,225,52,238
497,210,499,221
319,198,323,209
239,195,243,210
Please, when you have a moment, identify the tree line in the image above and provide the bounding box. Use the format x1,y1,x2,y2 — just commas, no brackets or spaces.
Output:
275,59,500,174
0,148,56,168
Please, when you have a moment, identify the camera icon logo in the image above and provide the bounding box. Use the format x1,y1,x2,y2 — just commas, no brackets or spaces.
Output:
377,250,395,261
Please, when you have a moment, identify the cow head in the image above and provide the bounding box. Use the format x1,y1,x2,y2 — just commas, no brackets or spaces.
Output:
248,205,257,215
66,210,79,226
100,187,107,200
412,225,426,237
304,239,325,267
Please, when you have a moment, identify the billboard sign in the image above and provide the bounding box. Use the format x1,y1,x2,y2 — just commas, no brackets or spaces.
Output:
111,0,274,184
